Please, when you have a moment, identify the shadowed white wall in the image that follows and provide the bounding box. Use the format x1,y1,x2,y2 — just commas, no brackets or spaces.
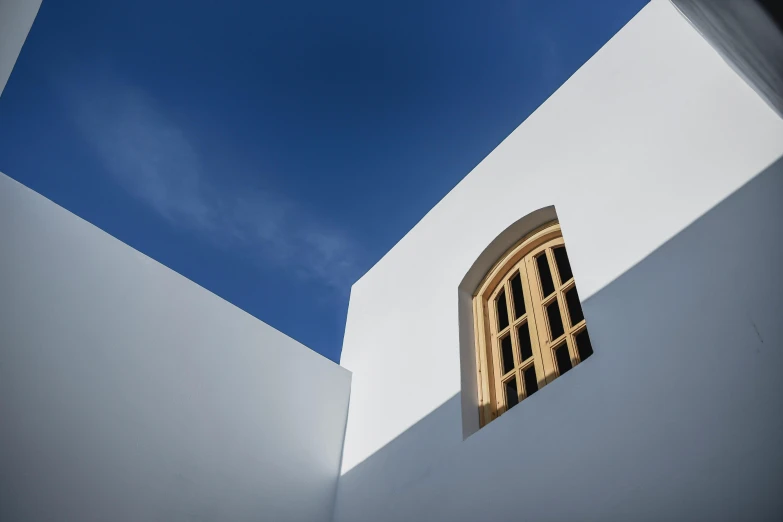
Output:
334,155,783,522
0,0,41,97
0,172,351,522
671,0,783,118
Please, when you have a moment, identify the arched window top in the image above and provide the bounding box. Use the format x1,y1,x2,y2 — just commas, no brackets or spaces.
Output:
473,221,593,427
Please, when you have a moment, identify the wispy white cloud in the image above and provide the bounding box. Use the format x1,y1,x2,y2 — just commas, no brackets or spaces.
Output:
64,77,360,290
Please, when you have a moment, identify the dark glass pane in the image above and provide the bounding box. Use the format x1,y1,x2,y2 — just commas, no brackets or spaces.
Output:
555,344,573,375
510,272,526,318
505,377,519,410
576,329,594,361
546,299,565,340
523,366,538,397
500,335,514,374
517,323,533,361
553,246,573,284
565,286,584,326
496,290,509,331
536,254,556,297
760,0,783,31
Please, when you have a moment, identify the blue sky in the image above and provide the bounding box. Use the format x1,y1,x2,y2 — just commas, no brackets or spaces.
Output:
0,0,648,362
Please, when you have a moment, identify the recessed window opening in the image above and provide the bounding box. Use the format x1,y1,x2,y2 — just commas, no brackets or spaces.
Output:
472,221,593,427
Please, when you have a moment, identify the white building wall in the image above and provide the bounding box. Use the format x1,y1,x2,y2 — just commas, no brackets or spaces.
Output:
336,0,783,520
0,0,41,97
0,172,352,522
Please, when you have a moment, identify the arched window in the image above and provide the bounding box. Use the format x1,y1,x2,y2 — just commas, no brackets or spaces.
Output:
473,221,593,427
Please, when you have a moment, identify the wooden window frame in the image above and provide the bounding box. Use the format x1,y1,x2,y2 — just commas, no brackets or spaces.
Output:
473,221,590,427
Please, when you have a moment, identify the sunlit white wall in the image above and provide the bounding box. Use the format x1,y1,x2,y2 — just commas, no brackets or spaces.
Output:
338,0,783,519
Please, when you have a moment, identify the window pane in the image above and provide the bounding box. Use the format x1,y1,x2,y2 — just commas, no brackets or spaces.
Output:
505,377,519,410
555,344,573,375
517,322,533,361
523,366,538,397
510,272,526,318
760,0,783,31
576,329,594,361
546,298,565,340
553,246,573,284
536,254,555,297
496,290,509,331
500,335,514,374
565,286,584,326
495,290,508,332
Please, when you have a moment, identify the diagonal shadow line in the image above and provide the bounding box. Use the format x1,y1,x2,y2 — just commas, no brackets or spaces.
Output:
332,153,783,522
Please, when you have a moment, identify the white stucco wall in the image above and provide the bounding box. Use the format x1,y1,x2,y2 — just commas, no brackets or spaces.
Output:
0,0,41,97
337,0,783,519
335,156,783,521
0,172,351,522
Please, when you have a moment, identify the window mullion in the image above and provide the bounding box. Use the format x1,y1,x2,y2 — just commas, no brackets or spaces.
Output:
505,278,524,377
522,252,553,387
489,289,509,414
